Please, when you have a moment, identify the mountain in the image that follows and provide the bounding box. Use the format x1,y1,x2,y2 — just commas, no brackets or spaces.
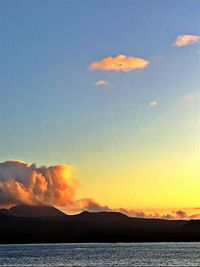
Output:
0,208,8,215
77,210,129,222
0,205,199,243
3,205,66,217
183,219,200,232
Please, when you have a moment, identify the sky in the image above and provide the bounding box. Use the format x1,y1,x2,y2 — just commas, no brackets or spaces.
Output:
1,0,200,218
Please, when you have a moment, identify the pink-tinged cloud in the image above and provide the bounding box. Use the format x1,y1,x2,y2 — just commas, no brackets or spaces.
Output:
118,208,200,220
0,160,78,207
89,55,149,72
76,198,112,212
190,213,200,219
95,80,109,86
0,161,112,212
173,35,199,47
175,210,188,218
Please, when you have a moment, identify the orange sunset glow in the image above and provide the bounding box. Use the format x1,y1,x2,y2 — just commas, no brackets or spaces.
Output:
1,0,199,222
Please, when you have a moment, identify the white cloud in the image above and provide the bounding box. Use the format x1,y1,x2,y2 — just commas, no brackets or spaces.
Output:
95,80,109,86
149,101,157,107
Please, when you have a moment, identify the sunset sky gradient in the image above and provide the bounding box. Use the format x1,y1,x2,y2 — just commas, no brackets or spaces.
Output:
1,0,200,218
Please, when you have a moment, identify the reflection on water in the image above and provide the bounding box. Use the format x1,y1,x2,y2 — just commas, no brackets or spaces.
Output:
0,242,199,266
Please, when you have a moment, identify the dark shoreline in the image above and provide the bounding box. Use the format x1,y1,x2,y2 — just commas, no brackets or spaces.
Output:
0,206,199,244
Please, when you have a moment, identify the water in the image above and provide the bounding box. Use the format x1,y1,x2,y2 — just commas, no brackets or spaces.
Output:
0,242,199,266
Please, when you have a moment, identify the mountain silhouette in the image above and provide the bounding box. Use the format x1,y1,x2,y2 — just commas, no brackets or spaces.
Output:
183,219,200,232
2,205,66,217
0,205,199,243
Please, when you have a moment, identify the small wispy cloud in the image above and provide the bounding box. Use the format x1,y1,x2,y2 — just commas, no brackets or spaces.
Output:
95,80,109,86
173,35,200,47
89,55,149,72
149,101,157,107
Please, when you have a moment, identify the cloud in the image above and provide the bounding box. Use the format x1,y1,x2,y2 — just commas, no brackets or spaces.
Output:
190,213,200,219
171,210,200,220
0,160,111,212
0,160,78,207
175,210,187,218
1,160,200,220
77,198,112,212
95,80,109,86
118,208,147,218
149,101,157,107
118,208,200,220
117,208,174,219
173,35,199,47
89,55,149,72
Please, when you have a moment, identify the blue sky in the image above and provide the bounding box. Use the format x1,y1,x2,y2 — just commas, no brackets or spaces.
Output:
1,0,200,210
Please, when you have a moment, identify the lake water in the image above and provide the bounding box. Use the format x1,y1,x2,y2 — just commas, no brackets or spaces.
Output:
0,242,199,266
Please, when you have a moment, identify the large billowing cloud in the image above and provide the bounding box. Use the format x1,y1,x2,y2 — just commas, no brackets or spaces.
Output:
0,160,78,207
89,55,149,72
0,160,109,211
0,160,199,219
173,35,199,47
